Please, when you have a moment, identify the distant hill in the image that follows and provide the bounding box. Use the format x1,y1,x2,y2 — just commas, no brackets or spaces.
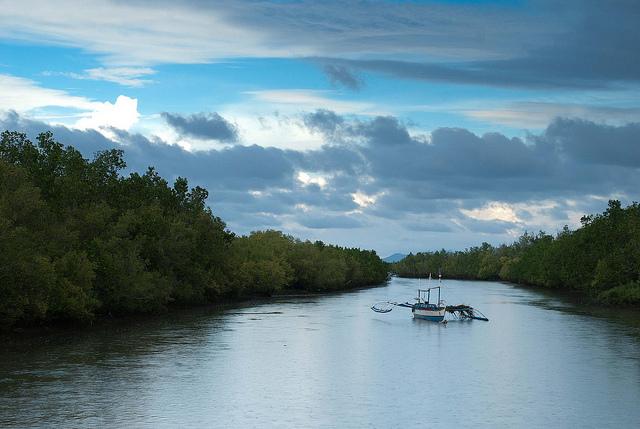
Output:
382,253,406,263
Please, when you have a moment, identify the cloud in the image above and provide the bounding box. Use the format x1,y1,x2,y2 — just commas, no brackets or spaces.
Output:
541,118,640,168
59,67,156,87
356,116,412,146
351,191,383,209
0,73,95,113
305,1,640,90
0,73,140,132
0,0,279,65
3,111,640,255
244,89,378,115
296,111,640,225
463,102,640,129
297,213,363,229
323,64,362,90
0,110,118,152
75,95,140,132
458,218,520,235
0,0,532,65
403,221,455,233
162,112,239,143
296,171,328,189
460,202,522,223
2,1,638,91
303,109,344,136
317,57,607,90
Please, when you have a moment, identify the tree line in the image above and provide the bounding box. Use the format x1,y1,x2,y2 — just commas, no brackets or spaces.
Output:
392,200,640,306
0,131,388,329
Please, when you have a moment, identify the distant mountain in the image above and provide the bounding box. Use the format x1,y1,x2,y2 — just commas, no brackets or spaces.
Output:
382,253,406,263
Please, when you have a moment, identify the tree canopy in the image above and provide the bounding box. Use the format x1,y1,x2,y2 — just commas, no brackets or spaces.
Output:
392,200,640,306
0,131,388,329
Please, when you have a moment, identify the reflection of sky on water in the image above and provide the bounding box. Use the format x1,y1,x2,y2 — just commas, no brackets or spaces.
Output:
1,278,639,428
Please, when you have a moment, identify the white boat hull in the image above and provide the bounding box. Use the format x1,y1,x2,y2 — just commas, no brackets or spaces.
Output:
413,307,446,322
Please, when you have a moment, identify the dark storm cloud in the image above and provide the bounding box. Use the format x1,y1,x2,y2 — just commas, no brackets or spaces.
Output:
322,64,362,90
161,112,238,143
222,0,547,62
4,1,637,91
303,109,344,136
1,112,292,191
110,133,294,190
541,118,640,167
314,57,609,90
333,113,639,202
355,116,413,146
297,145,364,175
178,0,639,90
0,111,116,154
305,1,640,90
296,111,640,223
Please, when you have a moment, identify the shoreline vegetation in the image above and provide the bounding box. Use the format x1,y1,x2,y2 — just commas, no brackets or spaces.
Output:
392,200,640,307
0,131,388,330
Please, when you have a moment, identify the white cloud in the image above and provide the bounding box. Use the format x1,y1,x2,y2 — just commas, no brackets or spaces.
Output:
0,0,530,66
52,67,156,87
75,95,140,132
84,67,154,86
244,89,381,115
0,73,94,112
0,73,139,132
464,102,640,128
351,191,384,208
234,113,324,151
211,90,385,151
297,171,328,189
460,201,521,223
0,0,287,65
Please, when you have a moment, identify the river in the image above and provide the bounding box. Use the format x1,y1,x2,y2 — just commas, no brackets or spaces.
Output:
1,277,640,428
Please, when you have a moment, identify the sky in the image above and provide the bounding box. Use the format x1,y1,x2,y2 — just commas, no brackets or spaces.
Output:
0,0,639,257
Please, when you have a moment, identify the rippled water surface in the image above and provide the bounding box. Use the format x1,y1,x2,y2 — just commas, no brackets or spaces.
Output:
2,278,640,428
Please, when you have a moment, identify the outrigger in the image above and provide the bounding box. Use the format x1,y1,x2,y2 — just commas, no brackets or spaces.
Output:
371,275,489,322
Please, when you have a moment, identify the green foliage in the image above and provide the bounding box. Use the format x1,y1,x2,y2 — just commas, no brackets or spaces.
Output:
597,282,640,305
392,200,640,306
227,231,294,296
0,131,388,329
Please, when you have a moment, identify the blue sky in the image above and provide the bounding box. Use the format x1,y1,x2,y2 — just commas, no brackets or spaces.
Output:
1,0,639,256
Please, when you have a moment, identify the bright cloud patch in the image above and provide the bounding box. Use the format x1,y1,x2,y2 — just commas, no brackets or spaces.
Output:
79,67,155,87
0,73,94,113
351,191,380,208
75,95,140,131
0,74,140,133
465,102,640,129
297,171,328,188
460,202,521,223
245,90,380,115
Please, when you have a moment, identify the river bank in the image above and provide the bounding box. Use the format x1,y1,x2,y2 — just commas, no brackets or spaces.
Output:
1,281,391,337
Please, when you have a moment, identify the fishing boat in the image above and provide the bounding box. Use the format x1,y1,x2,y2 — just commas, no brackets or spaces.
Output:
412,286,446,321
371,273,489,322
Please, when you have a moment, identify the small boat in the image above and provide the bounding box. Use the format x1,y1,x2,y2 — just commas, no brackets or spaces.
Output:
412,286,446,322
370,273,489,322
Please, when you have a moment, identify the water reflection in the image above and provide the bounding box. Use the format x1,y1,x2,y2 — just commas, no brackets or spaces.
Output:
1,279,640,428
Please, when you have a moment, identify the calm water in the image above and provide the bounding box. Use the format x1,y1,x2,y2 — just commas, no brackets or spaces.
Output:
1,278,640,428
